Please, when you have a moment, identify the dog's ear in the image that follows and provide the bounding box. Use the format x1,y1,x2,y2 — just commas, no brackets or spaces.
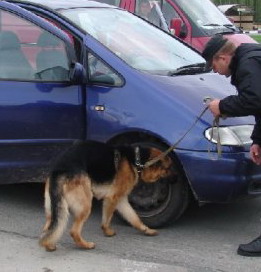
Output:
149,148,162,159
149,148,172,169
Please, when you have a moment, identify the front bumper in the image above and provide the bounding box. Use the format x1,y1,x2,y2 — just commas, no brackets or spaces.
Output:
176,149,261,203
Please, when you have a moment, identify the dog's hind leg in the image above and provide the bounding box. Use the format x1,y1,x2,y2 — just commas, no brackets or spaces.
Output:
39,176,69,252
101,197,119,236
66,175,95,249
42,178,51,232
116,197,158,236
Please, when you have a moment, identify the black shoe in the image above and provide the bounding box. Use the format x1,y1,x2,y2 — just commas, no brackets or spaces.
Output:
237,235,261,257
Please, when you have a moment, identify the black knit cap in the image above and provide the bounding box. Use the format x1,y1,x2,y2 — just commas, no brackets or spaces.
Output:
202,34,228,68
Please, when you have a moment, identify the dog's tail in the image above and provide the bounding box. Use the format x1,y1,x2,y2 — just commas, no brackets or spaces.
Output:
39,173,69,250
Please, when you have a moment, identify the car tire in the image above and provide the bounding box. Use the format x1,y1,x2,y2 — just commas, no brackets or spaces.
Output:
127,141,191,228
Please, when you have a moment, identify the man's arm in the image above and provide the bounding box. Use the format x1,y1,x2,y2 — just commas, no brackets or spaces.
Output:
219,59,261,117
251,116,261,146
250,118,261,165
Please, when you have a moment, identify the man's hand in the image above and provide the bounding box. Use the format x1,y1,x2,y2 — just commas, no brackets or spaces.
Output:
250,144,261,165
208,99,221,117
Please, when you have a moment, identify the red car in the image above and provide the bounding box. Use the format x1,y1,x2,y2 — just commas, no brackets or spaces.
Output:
101,0,257,52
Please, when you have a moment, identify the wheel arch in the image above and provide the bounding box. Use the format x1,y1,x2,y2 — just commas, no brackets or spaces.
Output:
107,131,196,226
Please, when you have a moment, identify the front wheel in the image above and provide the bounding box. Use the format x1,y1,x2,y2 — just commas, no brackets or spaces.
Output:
129,141,191,228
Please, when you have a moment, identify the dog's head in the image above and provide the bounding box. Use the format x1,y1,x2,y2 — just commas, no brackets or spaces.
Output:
140,148,172,183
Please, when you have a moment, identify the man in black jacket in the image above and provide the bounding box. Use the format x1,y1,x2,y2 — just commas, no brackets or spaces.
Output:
202,34,261,257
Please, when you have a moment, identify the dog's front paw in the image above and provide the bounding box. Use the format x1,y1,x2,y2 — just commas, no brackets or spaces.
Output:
79,241,96,249
102,226,116,237
144,228,158,236
104,229,116,237
45,244,57,252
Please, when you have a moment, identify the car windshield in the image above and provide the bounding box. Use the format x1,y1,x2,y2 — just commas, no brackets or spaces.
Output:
60,7,204,75
174,0,232,29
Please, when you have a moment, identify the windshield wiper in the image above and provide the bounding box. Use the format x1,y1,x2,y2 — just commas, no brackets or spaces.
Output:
203,23,221,27
223,24,241,33
168,63,206,76
204,24,238,34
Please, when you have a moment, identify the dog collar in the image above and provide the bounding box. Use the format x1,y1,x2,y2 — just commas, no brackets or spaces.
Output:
135,146,144,173
114,149,121,169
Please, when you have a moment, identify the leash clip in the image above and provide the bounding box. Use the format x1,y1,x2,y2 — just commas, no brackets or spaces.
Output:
203,96,213,105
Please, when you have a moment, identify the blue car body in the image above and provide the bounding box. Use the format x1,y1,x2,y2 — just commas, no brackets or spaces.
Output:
0,0,261,226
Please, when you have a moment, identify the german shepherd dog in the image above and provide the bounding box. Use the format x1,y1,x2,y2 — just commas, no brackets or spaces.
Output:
39,140,172,251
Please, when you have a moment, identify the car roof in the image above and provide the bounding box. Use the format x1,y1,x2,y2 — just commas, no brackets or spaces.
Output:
8,0,113,11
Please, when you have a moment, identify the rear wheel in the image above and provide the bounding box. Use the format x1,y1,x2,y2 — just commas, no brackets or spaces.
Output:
121,140,190,228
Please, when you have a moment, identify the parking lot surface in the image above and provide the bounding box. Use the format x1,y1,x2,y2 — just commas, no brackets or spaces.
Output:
1,183,261,272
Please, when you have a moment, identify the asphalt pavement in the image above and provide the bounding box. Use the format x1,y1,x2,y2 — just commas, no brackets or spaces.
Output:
1,183,261,272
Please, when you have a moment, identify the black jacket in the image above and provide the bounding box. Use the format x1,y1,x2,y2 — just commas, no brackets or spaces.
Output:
219,43,261,145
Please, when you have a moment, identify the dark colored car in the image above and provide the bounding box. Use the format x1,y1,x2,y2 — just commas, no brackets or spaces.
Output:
1,0,261,227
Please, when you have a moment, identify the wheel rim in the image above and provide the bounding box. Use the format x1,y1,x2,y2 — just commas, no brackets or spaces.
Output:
129,177,172,218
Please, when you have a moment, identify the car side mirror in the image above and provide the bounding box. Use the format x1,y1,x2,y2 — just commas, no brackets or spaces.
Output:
69,62,87,84
170,18,182,37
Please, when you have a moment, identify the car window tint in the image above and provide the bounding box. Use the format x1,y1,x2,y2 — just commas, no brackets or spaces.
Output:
0,9,70,82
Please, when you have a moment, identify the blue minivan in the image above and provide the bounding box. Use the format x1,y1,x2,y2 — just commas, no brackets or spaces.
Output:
1,0,261,227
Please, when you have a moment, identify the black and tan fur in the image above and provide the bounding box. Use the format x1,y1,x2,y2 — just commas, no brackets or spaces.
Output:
39,140,172,251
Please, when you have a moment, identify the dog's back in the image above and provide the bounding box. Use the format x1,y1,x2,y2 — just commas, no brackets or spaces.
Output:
50,141,118,184
50,141,150,184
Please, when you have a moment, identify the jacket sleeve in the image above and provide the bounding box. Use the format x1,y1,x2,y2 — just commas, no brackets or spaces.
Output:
219,59,261,117
251,116,261,145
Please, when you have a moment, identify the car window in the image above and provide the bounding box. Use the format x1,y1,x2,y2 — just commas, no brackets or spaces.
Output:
0,9,70,82
94,0,121,6
134,0,162,28
88,52,123,86
161,0,183,28
174,0,231,28
61,8,204,76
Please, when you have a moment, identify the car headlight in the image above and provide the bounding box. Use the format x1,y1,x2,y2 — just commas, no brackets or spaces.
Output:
205,125,253,146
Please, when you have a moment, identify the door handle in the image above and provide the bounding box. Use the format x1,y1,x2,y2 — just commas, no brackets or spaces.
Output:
94,105,105,111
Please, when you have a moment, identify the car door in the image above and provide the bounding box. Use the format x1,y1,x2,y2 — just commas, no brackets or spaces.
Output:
0,2,85,184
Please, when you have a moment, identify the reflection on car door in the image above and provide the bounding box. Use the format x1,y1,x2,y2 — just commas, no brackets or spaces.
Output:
0,6,84,183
